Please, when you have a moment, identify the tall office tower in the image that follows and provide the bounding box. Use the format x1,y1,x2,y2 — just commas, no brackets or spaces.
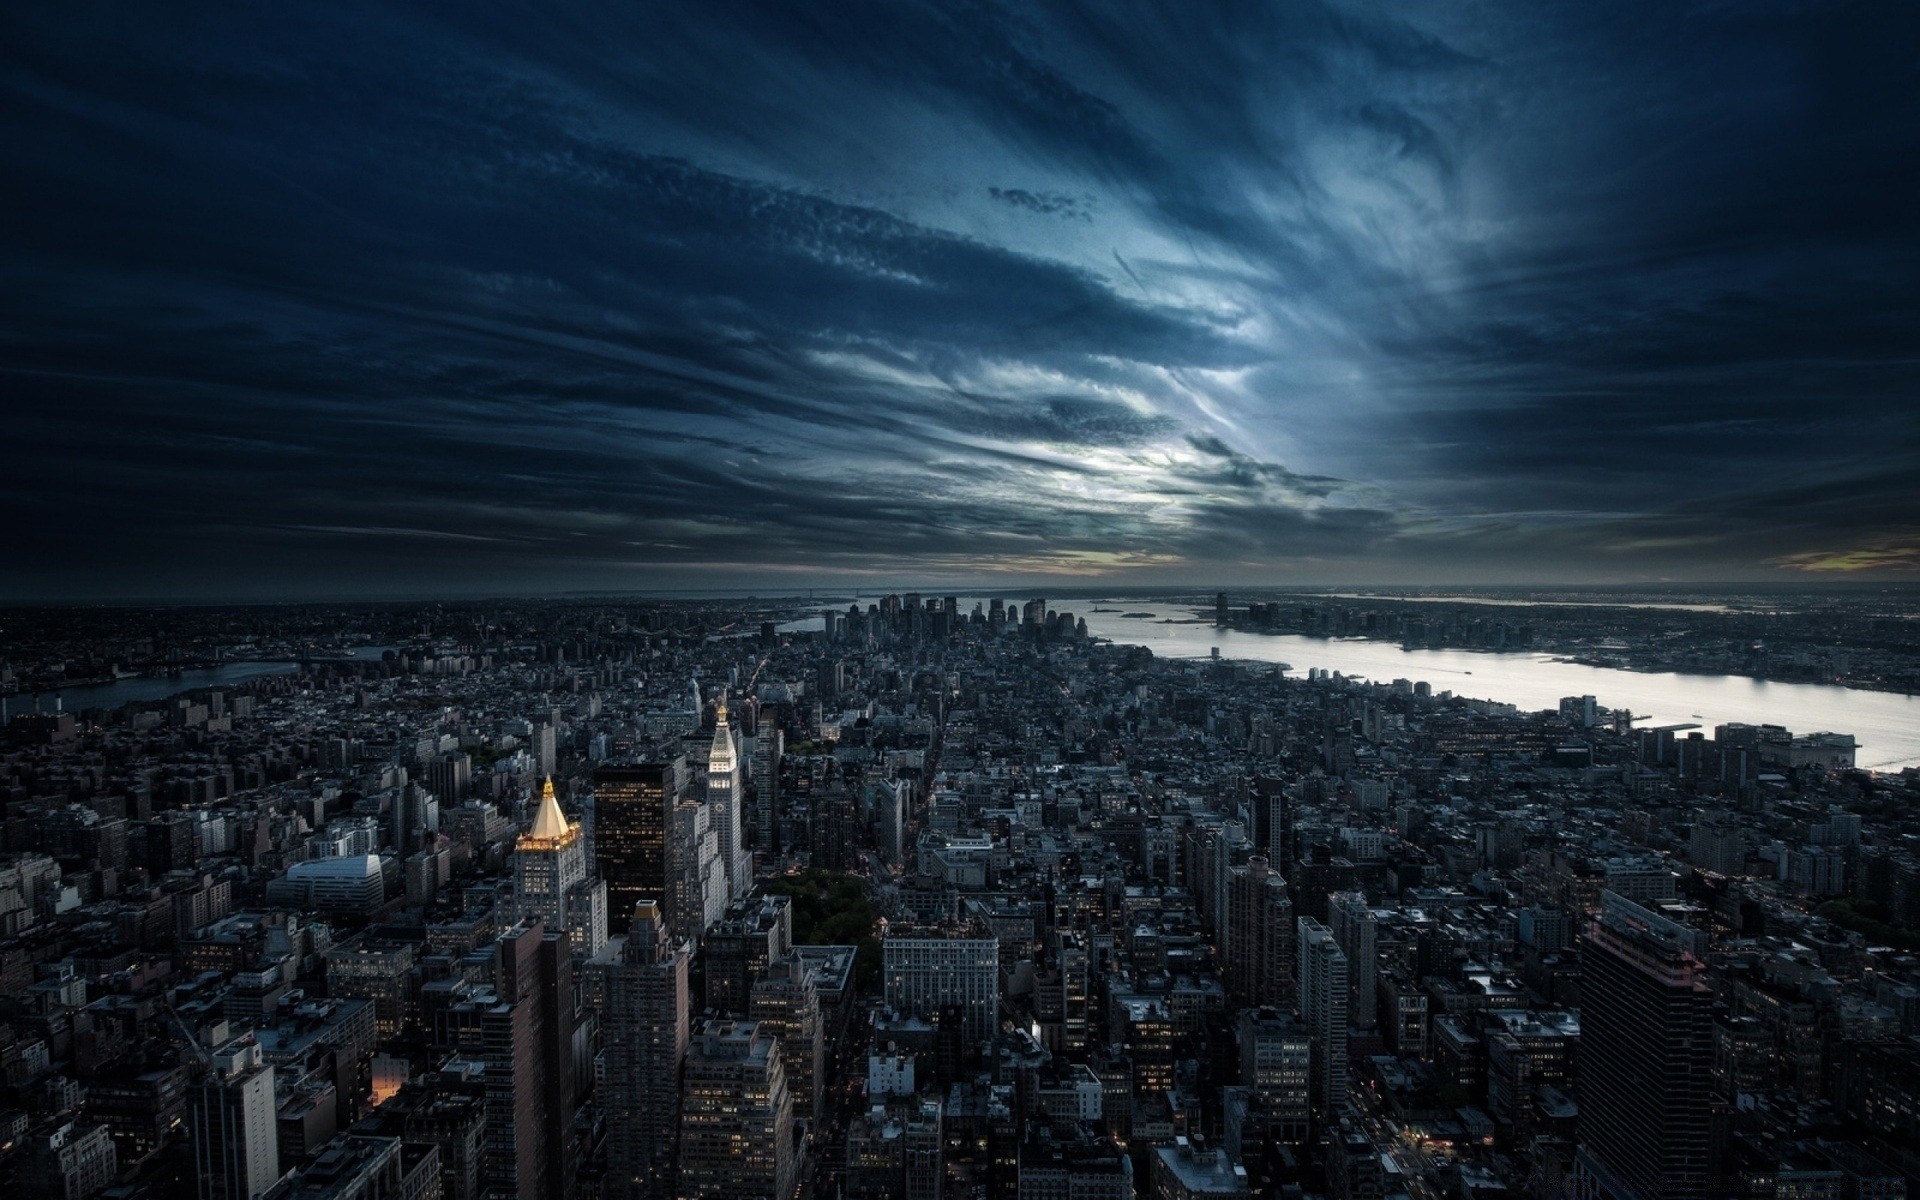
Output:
670,795,728,937
1192,817,1248,943
487,919,575,1200
1574,893,1713,1200
752,725,782,853
594,759,682,918
392,781,440,857
515,778,607,957
429,751,473,802
530,719,557,778
750,957,824,1128
884,923,1001,1046
1238,1008,1312,1146
679,1021,795,1200
192,1036,280,1200
707,702,750,899
1225,857,1295,1010
1250,776,1294,873
585,901,689,1200
1216,591,1229,626
873,777,907,867
1326,892,1378,1031
1297,917,1350,1120
704,894,794,1015
1038,929,1090,1056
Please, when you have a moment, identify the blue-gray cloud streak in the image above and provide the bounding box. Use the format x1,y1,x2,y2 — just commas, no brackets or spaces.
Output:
3,0,1916,597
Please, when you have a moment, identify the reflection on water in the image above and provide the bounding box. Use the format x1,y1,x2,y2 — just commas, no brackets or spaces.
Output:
1078,603,1920,771
29,663,302,711
786,597,1920,770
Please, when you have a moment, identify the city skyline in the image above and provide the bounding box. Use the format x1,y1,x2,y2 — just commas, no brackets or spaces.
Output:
5,3,1918,599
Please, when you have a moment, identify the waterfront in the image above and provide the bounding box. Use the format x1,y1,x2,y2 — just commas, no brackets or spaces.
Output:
1077,603,1920,771
19,662,302,711
792,598,1920,770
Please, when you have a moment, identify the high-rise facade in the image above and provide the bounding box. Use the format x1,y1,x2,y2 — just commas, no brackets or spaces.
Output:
753,725,783,853
1297,917,1349,1120
594,759,682,919
1238,1008,1311,1146
515,778,606,958
671,793,728,937
749,956,824,1128
586,900,689,1200
1225,857,1294,1011
1326,892,1378,1031
1574,893,1713,1200
678,1021,795,1200
705,893,794,1015
883,924,1001,1045
192,1036,280,1200
707,703,750,900
485,919,574,1200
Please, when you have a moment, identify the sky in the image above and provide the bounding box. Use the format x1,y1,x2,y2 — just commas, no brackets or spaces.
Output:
4,2,1918,600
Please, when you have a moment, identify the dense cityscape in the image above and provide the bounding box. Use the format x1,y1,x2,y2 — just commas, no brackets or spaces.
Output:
8,3,1920,1199
1,594,1917,1200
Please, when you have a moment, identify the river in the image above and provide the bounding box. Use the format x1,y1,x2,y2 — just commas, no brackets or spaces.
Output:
790,598,1920,771
16,662,303,712
15,646,397,713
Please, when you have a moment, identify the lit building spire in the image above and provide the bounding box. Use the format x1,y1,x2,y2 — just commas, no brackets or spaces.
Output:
523,776,576,846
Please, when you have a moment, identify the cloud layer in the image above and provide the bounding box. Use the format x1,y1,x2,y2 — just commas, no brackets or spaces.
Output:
4,1,1917,597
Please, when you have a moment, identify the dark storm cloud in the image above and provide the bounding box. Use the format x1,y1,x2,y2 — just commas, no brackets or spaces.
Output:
2,0,1917,597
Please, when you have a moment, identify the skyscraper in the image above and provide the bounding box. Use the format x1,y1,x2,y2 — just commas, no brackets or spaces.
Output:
515,778,606,958
671,790,728,936
1297,917,1349,1120
704,893,794,1016
192,1036,280,1200
678,1021,795,1200
752,724,782,854
485,919,575,1200
1225,856,1295,1011
530,718,557,778
585,901,689,1200
749,956,824,1129
1574,892,1713,1200
594,759,681,918
707,701,750,900
1326,892,1378,1031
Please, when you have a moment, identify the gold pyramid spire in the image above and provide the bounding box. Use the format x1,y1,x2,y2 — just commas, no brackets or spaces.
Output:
522,776,576,846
